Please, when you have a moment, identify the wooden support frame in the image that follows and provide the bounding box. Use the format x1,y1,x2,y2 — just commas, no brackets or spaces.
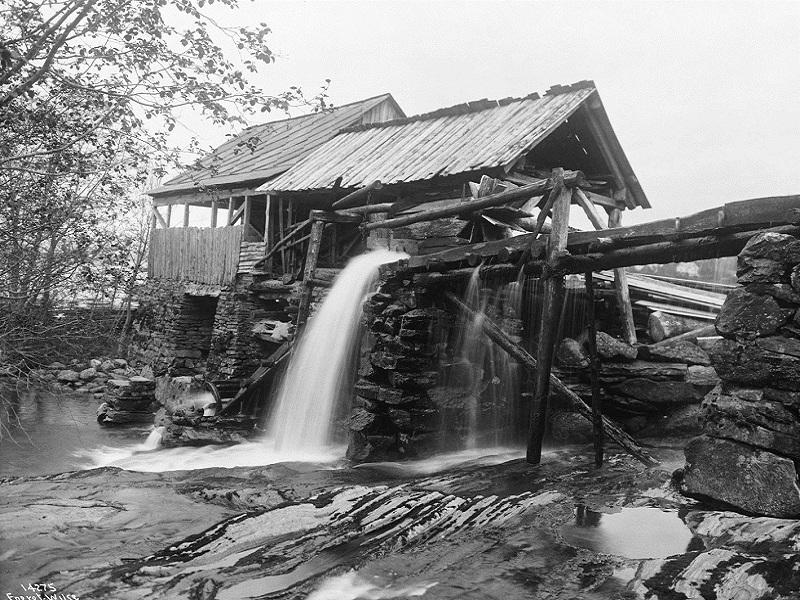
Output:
296,219,326,329
183,200,190,227
446,292,657,467
528,168,572,465
166,203,173,227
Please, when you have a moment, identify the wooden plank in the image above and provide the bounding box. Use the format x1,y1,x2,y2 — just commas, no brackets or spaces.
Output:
446,292,657,467
608,207,637,345
528,168,571,465
363,171,584,231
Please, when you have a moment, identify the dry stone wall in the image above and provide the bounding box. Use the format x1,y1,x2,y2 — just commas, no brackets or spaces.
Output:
681,232,800,518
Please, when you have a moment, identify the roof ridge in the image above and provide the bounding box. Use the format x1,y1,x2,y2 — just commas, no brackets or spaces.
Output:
339,81,595,134
240,92,394,131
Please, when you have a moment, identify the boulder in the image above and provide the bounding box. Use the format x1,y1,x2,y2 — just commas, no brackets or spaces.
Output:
682,435,800,518
48,361,66,370
701,384,800,460
89,358,102,369
79,367,97,381
348,407,378,432
738,232,800,265
686,365,720,388
595,332,637,361
608,378,705,409
556,338,589,369
112,358,128,368
99,359,115,373
642,340,711,366
709,336,800,390
745,282,800,305
56,369,80,383
715,288,793,339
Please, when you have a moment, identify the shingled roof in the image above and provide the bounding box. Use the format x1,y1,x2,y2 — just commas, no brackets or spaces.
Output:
149,93,404,197
261,81,648,209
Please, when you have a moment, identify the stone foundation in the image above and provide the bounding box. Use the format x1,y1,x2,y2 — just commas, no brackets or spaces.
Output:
96,376,157,426
681,232,800,517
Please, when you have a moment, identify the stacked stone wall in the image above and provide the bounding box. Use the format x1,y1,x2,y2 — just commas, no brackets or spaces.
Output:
681,232,800,517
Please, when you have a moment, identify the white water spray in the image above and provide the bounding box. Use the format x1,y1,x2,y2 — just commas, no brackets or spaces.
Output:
266,250,407,452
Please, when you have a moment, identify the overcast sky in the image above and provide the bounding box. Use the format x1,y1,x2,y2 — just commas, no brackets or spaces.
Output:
176,0,800,225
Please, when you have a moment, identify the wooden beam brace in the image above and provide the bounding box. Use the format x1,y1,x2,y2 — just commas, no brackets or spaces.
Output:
574,188,607,230
229,199,246,226
446,292,657,467
151,205,168,228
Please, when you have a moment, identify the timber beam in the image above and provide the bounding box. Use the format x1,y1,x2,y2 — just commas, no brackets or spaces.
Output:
400,195,800,272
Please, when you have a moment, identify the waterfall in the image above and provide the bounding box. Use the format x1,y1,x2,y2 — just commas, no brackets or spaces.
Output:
265,250,407,452
447,265,525,448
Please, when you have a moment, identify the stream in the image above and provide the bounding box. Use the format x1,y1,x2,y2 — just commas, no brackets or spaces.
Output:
1,389,798,599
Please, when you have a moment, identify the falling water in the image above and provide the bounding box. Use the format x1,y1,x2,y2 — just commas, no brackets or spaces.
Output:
447,265,526,448
266,250,407,453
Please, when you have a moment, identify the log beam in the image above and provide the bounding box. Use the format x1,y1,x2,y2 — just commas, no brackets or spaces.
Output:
363,171,583,232
331,180,382,210
446,292,657,467
528,168,571,465
296,220,325,329
608,207,637,345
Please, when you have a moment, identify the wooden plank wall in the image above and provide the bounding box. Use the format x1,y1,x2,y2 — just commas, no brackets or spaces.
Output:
149,226,243,285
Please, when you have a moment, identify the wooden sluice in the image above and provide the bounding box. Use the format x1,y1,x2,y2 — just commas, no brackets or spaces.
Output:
309,169,800,465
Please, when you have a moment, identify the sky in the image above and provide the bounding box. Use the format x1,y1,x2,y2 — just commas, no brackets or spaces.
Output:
173,0,800,226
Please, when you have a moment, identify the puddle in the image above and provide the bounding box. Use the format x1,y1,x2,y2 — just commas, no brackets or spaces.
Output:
560,505,695,559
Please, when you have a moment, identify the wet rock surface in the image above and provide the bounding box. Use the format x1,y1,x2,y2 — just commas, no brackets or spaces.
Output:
1,444,798,600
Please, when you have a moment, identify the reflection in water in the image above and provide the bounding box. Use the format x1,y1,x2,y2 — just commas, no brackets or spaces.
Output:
0,386,149,477
561,505,696,559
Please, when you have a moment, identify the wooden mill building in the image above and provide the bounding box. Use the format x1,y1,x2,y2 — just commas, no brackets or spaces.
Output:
135,81,649,380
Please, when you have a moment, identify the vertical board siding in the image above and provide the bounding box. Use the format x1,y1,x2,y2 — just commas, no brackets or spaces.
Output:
149,226,244,285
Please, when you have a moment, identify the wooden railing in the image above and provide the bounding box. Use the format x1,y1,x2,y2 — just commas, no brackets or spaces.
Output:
149,226,243,285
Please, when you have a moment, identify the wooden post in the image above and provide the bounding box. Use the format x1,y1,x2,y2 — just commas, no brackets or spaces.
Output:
608,207,637,345
183,201,190,227
227,196,235,226
527,167,572,465
264,194,272,272
296,218,325,329
584,270,603,467
210,199,218,228
243,195,251,230
287,199,295,274
446,292,657,467
278,197,286,274
166,203,173,227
